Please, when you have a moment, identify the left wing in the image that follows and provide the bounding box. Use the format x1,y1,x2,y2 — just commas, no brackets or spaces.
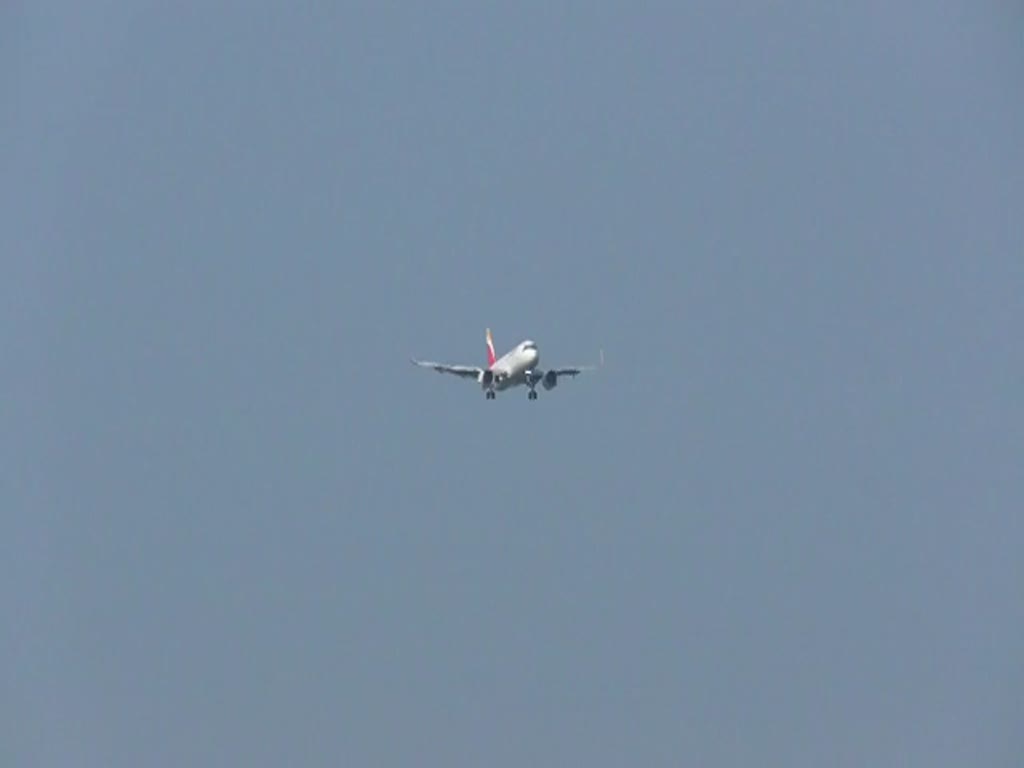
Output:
527,367,583,383
528,350,604,388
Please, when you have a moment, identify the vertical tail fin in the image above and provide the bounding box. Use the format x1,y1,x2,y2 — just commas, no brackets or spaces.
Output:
485,328,496,367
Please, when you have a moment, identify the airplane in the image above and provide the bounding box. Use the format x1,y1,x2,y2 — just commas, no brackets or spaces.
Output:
412,328,602,400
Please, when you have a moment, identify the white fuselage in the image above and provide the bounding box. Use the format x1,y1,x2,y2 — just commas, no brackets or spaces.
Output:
486,340,539,391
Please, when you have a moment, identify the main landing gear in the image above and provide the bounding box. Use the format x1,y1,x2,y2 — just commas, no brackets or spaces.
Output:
485,388,538,400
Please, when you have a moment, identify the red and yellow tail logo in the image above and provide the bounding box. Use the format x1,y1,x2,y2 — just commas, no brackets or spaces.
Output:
485,328,496,367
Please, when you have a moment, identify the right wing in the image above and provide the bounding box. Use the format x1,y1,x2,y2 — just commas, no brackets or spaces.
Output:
410,359,483,380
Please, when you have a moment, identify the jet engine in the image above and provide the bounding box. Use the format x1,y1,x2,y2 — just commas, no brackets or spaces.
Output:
481,370,495,387
542,370,558,390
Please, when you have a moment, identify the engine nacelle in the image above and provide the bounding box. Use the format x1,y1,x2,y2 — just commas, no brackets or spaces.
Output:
481,370,495,387
542,370,558,390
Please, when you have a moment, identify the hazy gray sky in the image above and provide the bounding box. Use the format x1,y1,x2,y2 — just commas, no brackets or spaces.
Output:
4,3,1022,766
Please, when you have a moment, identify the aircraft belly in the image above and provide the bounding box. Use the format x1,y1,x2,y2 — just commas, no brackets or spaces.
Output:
494,370,526,390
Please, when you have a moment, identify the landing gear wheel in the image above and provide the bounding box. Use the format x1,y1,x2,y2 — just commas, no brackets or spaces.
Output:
528,390,538,400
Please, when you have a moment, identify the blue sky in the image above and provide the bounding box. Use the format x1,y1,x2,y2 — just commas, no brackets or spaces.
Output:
3,3,1022,766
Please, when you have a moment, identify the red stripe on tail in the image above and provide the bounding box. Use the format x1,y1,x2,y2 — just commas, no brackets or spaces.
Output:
485,328,496,367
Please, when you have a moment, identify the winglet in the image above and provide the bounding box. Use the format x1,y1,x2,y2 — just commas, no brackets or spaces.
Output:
485,328,496,367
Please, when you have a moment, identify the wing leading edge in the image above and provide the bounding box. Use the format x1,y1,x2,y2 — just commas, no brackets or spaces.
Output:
410,359,482,379
526,349,605,386
544,348,605,378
